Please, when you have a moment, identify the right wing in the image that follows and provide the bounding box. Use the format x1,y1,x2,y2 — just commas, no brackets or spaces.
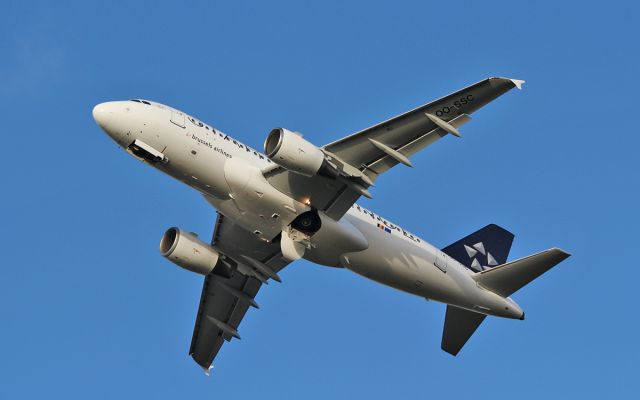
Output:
189,212,291,373
265,77,524,220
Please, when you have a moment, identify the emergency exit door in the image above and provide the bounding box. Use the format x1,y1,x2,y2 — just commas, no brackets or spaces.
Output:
170,109,185,128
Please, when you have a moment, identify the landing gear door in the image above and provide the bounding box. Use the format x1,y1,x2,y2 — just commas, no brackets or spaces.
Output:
435,252,447,273
170,109,185,128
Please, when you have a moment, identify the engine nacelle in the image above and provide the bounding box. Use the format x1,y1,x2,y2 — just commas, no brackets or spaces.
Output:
264,128,326,177
159,227,219,275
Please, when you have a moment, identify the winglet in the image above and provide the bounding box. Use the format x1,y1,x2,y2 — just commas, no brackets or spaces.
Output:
202,364,214,376
509,78,525,90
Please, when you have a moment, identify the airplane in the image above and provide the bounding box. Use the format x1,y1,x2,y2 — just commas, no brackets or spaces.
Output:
93,77,570,374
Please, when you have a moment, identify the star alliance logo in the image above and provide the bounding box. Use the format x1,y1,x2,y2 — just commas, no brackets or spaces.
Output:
464,242,498,271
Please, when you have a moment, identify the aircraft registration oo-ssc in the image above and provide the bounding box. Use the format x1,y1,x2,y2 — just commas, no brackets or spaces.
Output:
93,77,570,374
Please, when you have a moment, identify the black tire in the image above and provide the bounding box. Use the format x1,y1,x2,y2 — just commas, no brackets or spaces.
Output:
291,210,322,235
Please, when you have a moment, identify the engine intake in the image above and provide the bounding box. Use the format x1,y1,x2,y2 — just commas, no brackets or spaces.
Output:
159,227,219,275
264,128,327,177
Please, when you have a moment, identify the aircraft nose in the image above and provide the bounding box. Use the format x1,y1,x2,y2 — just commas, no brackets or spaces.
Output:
92,102,112,129
92,101,130,145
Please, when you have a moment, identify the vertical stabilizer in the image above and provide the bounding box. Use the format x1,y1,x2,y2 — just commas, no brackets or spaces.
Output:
442,224,514,272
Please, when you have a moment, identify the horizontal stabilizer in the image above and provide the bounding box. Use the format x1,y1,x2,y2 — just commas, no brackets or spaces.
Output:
473,248,571,297
442,306,486,356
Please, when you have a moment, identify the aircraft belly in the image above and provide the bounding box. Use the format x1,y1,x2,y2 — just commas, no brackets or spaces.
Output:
304,213,369,266
222,157,310,241
342,216,467,303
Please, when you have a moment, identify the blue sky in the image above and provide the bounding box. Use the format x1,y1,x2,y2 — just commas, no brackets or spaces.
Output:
1,1,638,398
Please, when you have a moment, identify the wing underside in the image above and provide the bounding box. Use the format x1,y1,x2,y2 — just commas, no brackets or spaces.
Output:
189,272,262,370
189,212,290,372
265,77,523,220
324,77,522,174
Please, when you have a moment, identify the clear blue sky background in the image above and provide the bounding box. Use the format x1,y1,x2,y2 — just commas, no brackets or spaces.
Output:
1,1,638,398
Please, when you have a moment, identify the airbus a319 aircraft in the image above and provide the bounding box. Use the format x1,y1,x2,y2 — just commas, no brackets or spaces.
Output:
93,77,570,374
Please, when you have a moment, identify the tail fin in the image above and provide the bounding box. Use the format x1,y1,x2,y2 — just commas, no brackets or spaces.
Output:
441,248,571,356
442,224,515,272
441,306,486,356
473,248,571,297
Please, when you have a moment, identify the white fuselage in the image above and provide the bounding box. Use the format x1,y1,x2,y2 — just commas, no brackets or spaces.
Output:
93,99,523,319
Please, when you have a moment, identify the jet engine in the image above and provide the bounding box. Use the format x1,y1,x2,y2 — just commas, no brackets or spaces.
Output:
159,227,219,275
264,128,335,178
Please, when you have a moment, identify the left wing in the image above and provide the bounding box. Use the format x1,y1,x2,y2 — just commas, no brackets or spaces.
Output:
189,212,291,373
265,77,523,220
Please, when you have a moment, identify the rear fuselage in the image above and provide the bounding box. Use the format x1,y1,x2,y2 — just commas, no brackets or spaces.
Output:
93,99,523,319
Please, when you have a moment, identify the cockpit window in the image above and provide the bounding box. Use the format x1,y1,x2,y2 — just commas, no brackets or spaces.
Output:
130,99,141,103
141,100,151,105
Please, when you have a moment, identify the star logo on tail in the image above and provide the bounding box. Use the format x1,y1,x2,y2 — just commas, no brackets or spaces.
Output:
464,242,498,271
